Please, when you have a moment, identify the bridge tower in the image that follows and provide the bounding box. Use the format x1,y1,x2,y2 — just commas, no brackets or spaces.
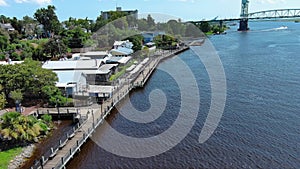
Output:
238,0,250,31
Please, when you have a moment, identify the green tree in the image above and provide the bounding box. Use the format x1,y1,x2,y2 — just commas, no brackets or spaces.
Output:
61,26,91,48
0,59,58,104
0,29,9,50
0,85,6,109
185,23,202,37
10,89,23,112
137,19,148,31
41,85,67,107
91,16,108,32
22,15,38,38
10,89,23,103
34,5,61,37
167,20,183,35
0,112,52,143
147,14,155,29
124,35,143,52
199,21,211,33
154,34,178,49
0,15,10,23
10,17,23,34
43,37,67,58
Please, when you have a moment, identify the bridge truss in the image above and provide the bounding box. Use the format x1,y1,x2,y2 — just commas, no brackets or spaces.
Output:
247,9,300,19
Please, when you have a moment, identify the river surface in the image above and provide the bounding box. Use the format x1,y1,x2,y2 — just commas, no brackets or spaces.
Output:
67,21,300,169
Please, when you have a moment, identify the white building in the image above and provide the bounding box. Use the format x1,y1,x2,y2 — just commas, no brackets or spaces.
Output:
80,51,112,60
0,23,15,32
42,58,118,85
111,40,134,56
54,71,87,97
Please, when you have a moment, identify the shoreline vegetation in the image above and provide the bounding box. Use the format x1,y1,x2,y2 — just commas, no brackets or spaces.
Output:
0,147,22,169
0,112,53,169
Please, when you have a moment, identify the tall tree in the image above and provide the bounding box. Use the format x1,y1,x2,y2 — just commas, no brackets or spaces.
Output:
0,58,58,103
0,28,10,50
34,5,61,37
22,15,37,38
42,37,67,57
10,17,23,34
199,21,211,33
137,19,148,31
147,14,155,28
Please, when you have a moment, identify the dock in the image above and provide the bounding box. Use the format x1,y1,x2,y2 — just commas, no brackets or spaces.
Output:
30,46,190,169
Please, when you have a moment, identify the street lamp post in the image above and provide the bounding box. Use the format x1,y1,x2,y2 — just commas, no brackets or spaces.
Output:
91,110,95,128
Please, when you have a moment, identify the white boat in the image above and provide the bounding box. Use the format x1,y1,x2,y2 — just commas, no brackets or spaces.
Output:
277,26,288,30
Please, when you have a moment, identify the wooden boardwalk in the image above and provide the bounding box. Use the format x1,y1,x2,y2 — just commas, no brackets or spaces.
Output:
38,47,189,169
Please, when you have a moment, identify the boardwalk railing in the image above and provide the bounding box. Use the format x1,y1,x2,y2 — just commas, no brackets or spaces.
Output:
31,47,190,169
30,115,88,169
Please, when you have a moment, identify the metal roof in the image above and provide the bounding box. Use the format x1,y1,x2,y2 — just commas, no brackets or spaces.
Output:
110,47,133,56
53,71,86,84
109,56,132,64
42,59,104,70
99,64,118,74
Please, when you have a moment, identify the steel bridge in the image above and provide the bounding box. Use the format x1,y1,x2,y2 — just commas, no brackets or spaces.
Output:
190,0,300,31
247,9,300,20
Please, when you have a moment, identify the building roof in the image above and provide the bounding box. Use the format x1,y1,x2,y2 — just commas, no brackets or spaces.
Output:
108,56,132,64
54,71,86,88
77,63,118,75
42,59,104,70
88,85,114,94
99,64,118,74
0,23,15,31
110,47,133,56
82,51,109,56
113,40,133,48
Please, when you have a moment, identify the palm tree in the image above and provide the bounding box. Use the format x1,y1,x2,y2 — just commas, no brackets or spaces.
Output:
0,112,52,143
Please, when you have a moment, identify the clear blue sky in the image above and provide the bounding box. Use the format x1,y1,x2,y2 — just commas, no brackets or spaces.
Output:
1,0,300,22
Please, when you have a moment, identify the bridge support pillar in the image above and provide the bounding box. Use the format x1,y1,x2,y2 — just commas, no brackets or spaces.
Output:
238,18,249,31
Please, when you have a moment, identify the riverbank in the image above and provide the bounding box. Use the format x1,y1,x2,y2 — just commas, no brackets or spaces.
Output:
36,46,190,169
7,145,35,169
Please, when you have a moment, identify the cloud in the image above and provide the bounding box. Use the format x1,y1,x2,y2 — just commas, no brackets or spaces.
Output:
14,0,52,5
0,0,8,6
254,0,286,4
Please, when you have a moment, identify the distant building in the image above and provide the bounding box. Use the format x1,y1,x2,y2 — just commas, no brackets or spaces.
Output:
101,7,138,20
0,23,15,32
80,51,112,60
111,40,134,56
54,71,88,97
142,31,165,43
106,56,132,66
42,58,118,84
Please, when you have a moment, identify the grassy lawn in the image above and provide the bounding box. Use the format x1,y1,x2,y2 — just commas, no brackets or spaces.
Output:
0,147,23,169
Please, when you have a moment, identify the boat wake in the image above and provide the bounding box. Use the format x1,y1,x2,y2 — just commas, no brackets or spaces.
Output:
260,26,288,32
